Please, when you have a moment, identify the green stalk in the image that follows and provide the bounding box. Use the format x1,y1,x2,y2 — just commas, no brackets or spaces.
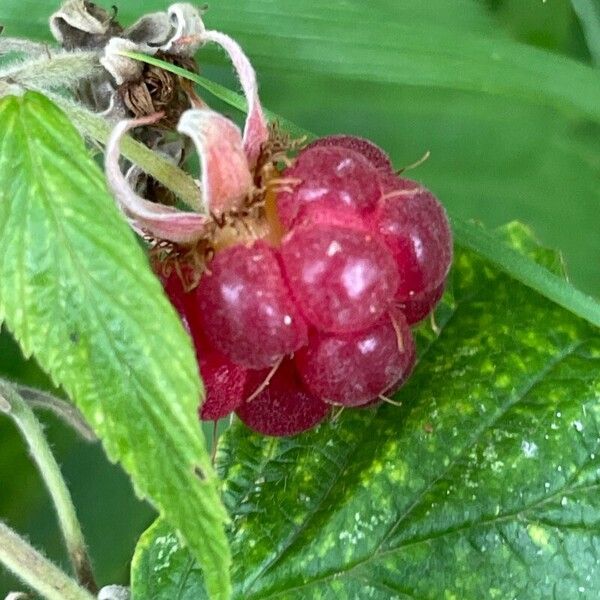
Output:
0,521,95,600
450,217,600,327
15,384,96,442
0,382,97,593
40,91,202,212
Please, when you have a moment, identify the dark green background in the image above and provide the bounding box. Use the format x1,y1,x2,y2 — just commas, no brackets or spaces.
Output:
0,0,598,595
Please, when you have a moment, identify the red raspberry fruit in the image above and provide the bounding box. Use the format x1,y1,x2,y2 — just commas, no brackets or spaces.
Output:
276,145,382,229
236,359,330,436
306,134,394,172
280,223,399,334
295,309,415,407
195,240,307,369
158,270,248,420
374,186,452,306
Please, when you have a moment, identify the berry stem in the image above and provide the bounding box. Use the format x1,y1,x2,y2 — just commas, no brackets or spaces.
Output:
40,91,203,212
12,384,96,443
0,521,95,600
0,382,97,594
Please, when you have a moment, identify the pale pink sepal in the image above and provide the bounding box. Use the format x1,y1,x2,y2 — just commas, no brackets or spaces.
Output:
201,30,269,166
178,108,253,217
105,114,211,244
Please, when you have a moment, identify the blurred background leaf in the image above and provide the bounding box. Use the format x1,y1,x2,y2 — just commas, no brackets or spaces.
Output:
0,0,598,594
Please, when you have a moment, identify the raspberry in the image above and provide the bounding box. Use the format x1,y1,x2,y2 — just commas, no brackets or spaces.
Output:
236,359,330,436
197,340,248,421
280,223,399,333
374,185,452,303
157,270,248,420
306,134,394,172
398,281,446,325
295,309,415,406
153,134,450,434
195,241,307,369
105,16,455,436
276,145,382,229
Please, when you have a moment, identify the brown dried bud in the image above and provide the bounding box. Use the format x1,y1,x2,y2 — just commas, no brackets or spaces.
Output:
119,52,198,129
50,0,123,51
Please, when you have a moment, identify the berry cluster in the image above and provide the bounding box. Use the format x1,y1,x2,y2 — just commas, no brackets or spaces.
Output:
104,9,452,437
160,135,452,437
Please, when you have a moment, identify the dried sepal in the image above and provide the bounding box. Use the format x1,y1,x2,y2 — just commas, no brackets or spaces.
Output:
105,113,211,244
122,11,175,48
102,3,204,85
163,3,206,56
50,0,122,50
199,28,269,166
100,38,145,85
178,109,253,217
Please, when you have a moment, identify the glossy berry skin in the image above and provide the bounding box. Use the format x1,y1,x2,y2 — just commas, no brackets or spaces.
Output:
306,135,393,172
236,359,330,436
295,309,415,407
197,340,248,421
374,187,452,303
157,270,248,420
277,145,382,229
398,281,446,325
196,241,307,369
280,223,399,334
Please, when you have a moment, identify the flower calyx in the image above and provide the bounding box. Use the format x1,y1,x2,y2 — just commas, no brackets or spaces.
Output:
104,6,277,273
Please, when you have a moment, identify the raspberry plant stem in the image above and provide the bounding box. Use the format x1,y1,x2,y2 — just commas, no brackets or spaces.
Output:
40,91,203,213
14,384,96,443
0,521,95,600
0,382,97,594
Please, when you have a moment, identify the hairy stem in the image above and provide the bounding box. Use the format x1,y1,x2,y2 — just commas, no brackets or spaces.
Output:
0,521,95,600
0,51,100,90
14,384,96,442
0,382,97,593
0,36,50,57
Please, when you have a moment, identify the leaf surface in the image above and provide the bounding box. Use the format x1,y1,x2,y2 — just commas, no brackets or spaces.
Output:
0,92,230,600
132,224,600,599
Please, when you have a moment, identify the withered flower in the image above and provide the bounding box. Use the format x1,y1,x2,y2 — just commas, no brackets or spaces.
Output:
50,1,208,203
105,8,270,250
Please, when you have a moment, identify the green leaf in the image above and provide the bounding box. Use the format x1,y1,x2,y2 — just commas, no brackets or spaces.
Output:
571,0,600,65
0,92,231,600
131,224,600,599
